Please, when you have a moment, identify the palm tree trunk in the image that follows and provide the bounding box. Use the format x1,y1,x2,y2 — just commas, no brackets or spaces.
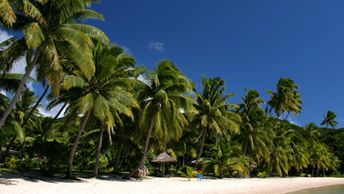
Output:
42,102,68,131
66,110,91,178
23,84,49,124
0,51,40,131
243,142,248,156
128,120,154,178
1,85,48,162
219,166,223,179
93,126,104,177
197,129,207,161
53,102,67,120
114,141,124,173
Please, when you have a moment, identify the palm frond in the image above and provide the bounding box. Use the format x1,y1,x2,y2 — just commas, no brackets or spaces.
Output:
0,0,16,26
23,22,45,48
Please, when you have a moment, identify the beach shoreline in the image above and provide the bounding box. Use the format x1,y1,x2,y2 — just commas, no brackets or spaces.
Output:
1,176,344,194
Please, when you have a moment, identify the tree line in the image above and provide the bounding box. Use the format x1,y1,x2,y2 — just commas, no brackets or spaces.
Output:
0,0,342,179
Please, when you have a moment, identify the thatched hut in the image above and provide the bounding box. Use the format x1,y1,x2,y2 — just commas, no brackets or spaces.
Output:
152,152,177,163
152,152,176,176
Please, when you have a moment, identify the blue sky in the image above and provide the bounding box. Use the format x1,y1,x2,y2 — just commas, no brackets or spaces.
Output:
1,0,344,126
86,0,344,127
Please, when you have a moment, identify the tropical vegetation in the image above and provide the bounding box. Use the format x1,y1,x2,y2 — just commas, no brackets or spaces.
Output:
0,0,342,180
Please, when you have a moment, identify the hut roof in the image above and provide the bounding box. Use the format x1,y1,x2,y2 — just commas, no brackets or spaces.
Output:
152,152,177,163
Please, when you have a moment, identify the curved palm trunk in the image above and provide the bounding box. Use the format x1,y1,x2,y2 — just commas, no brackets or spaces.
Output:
93,126,104,177
66,110,91,178
284,112,290,120
128,120,154,178
0,51,40,131
54,102,67,120
1,85,49,163
197,129,207,161
23,85,49,124
42,102,68,131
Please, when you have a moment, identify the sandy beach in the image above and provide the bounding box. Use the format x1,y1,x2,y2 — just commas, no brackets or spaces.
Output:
1,176,344,194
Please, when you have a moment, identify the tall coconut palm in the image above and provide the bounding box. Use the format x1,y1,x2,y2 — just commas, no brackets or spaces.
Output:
62,43,139,178
193,76,241,160
129,60,194,177
268,122,294,176
267,78,302,119
0,0,109,131
238,90,272,161
321,111,338,129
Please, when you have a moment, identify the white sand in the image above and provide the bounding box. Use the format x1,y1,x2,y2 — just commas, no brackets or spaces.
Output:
1,176,344,194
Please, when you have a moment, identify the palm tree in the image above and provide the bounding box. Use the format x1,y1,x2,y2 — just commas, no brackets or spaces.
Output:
0,89,39,162
268,122,294,176
0,0,109,131
267,78,302,119
321,111,338,128
289,123,320,174
129,60,194,177
309,142,339,176
62,43,139,178
193,76,241,160
203,137,251,178
238,90,272,161
291,143,310,174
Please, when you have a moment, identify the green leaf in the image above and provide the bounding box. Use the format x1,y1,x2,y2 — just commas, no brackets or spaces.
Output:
23,22,45,49
62,75,89,90
0,0,16,26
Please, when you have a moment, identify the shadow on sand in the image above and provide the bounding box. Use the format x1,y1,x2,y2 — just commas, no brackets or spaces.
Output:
0,172,147,185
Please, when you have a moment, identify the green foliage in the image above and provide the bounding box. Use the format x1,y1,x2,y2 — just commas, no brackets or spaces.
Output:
203,138,251,178
267,78,302,118
138,60,194,146
193,76,241,160
5,156,17,169
257,171,267,178
321,111,338,128
177,165,195,179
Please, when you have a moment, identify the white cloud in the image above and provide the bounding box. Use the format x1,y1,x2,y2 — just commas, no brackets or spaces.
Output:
138,74,151,86
38,103,68,118
0,29,37,89
0,29,12,43
287,115,301,126
148,41,165,52
9,57,37,90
